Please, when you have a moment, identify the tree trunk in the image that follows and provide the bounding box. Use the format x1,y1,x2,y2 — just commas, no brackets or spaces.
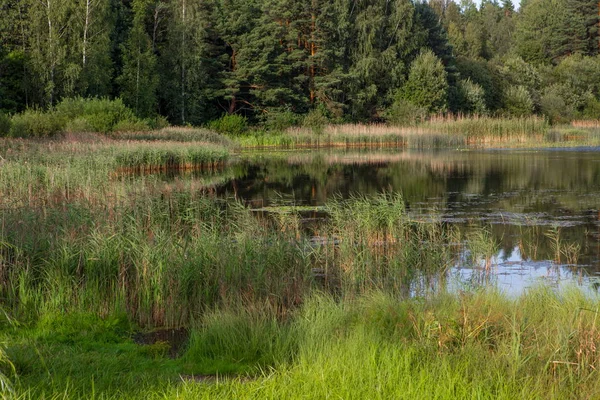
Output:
83,0,90,67
181,0,186,124
47,0,55,105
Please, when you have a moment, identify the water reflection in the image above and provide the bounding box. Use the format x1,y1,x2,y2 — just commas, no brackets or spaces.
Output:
216,148,600,294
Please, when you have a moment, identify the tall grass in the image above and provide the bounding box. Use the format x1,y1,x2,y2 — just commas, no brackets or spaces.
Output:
114,143,230,172
113,127,236,148
236,116,551,149
1,193,462,328
6,288,600,398
0,136,231,207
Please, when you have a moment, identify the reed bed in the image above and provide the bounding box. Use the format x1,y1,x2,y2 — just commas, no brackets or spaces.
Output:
0,193,463,328
237,116,551,149
112,127,236,148
114,143,229,173
0,136,232,208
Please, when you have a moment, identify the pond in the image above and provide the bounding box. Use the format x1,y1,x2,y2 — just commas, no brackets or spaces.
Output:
207,148,600,294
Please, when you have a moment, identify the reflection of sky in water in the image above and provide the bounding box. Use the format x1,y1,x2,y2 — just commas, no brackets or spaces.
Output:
219,148,600,295
450,246,599,296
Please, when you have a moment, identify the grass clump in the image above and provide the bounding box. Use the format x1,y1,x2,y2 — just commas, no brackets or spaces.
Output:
114,143,230,172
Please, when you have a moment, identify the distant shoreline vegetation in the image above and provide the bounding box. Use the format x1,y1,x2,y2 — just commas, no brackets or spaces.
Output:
2,98,599,150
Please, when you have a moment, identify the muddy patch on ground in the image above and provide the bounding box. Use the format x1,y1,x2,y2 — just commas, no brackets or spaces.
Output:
133,327,189,358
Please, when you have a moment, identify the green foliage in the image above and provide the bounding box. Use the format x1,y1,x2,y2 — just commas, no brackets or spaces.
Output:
9,110,65,138
260,108,301,132
459,79,487,115
208,114,248,136
539,85,575,124
112,118,151,132
55,97,137,133
0,113,11,137
0,49,26,114
456,57,502,111
503,86,534,117
400,49,448,113
581,97,600,119
118,0,158,118
384,98,427,125
0,0,597,125
302,108,329,135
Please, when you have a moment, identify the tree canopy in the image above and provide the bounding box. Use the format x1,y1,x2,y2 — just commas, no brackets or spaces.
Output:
1,0,600,123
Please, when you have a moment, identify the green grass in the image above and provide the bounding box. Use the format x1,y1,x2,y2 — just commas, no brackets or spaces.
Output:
4,288,600,399
2,131,599,398
1,193,461,327
114,143,229,172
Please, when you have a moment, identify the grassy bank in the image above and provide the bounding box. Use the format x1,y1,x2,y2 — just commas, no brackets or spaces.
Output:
3,288,600,398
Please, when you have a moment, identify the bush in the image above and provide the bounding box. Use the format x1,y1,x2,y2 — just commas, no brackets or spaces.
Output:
208,114,248,136
147,115,169,130
0,114,11,137
400,49,449,113
55,97,136,133
9,110,65,138
540,85,574,124
384,98,427,125
459,79,487,115
260,108,301,131
581,97,600,120
302,108,329,134
503,85,534,117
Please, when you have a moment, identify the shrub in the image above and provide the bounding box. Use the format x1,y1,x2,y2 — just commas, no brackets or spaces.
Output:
208,114,248,136
540,85,574,124
384,98,427,126
302,108,329,134
55,97,136,133
400,49,449,113
147,115,169,130
581,97,600,120
459,79,488,115
65,117,93,133
0,114,10,137
261,108,301,131
503,85,534,117
9,110,65,138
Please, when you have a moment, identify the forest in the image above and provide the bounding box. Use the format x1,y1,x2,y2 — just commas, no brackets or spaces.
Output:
1,0,600,128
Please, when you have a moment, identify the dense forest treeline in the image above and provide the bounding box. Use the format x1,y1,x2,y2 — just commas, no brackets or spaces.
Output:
1,0,600,126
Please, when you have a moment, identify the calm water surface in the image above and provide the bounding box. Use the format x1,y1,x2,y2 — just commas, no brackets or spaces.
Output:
212,148,600,294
